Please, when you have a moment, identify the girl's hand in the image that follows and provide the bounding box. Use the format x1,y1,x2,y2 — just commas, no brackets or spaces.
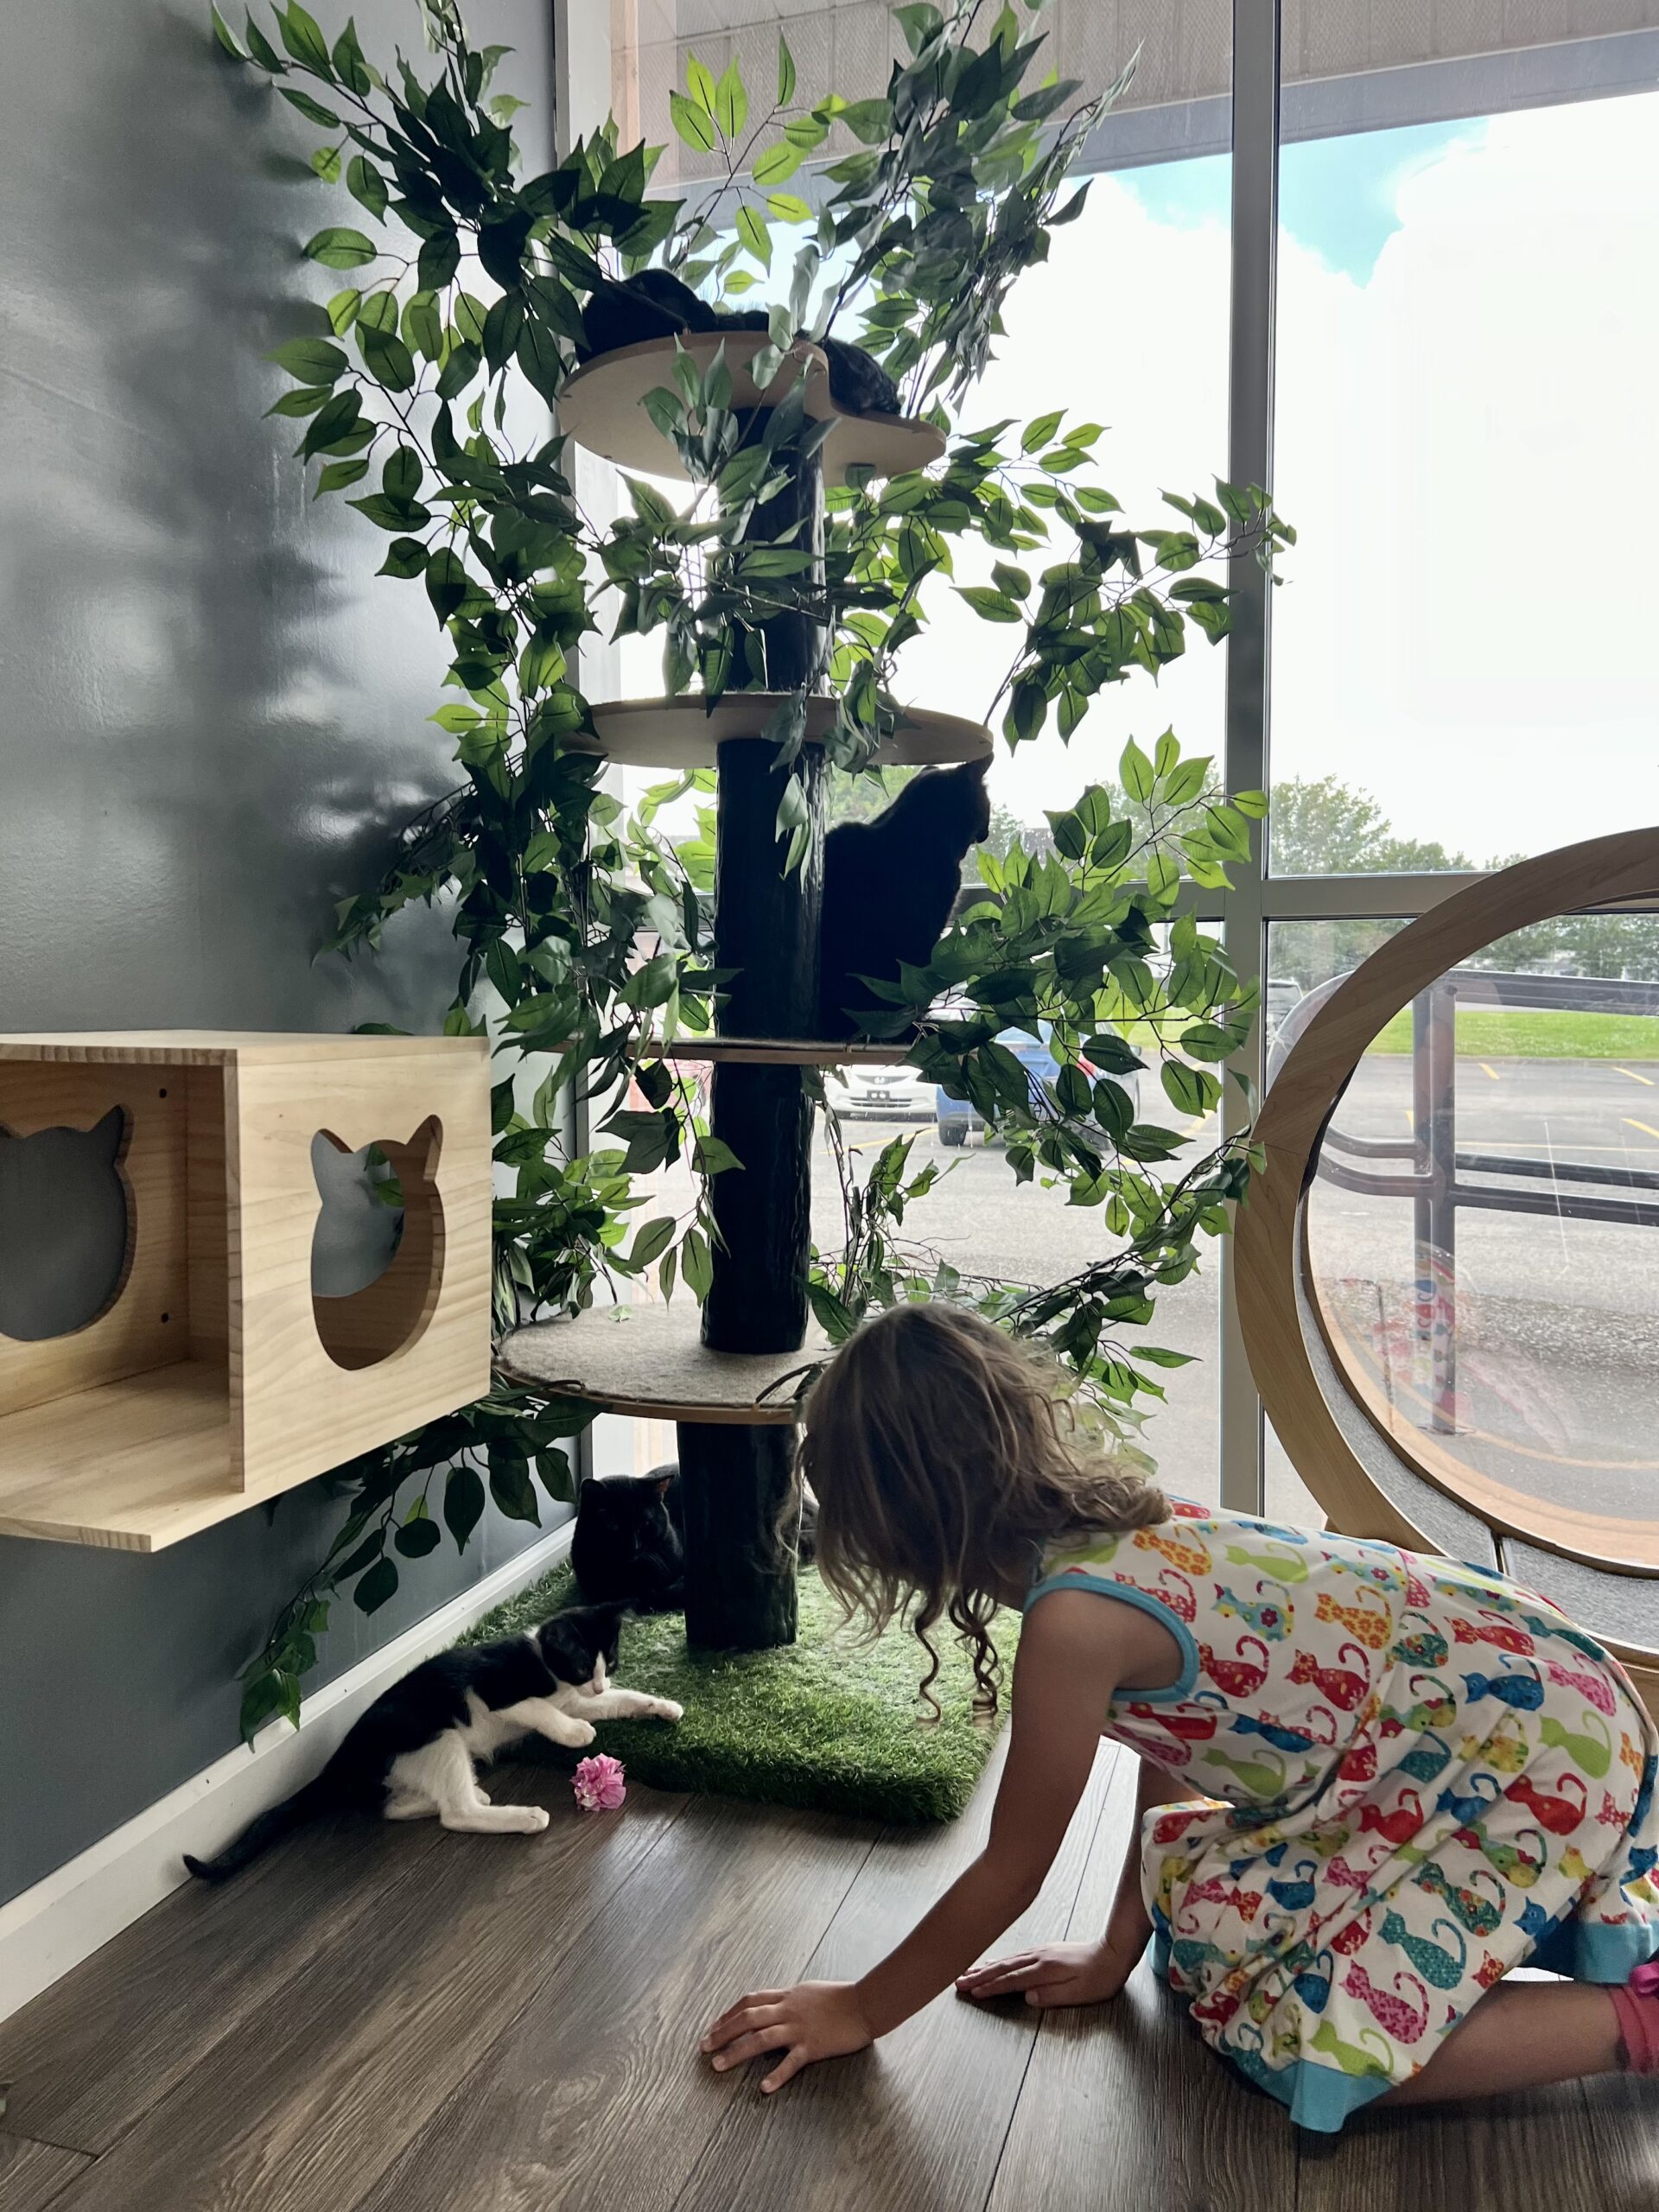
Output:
701,1979,874,2093
955,1933,1143,2010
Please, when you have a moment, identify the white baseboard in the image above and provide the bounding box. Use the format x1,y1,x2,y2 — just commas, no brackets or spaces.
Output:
0,1522,575,2025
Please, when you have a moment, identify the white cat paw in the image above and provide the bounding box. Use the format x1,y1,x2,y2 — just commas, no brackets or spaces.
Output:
512,1805,550,1834
654,1699,684,1723
568,1719,597,1747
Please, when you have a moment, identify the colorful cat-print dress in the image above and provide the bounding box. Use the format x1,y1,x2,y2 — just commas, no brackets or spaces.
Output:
1025,1504,1659,2133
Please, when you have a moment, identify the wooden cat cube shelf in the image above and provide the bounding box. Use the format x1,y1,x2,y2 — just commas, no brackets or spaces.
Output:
0,1033,491,1550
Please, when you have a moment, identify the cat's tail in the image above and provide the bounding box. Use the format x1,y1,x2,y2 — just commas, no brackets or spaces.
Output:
183,1773,336,1883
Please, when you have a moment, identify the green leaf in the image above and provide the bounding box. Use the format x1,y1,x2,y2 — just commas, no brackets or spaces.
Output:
304,226,376,270
309,143,342,182
425,547,469,620
735,202,771,266
765,191,811,222
378,534,429,576
839,98,893,143
714,56,747,137
629,1216,677,1268
955,585,1021,623
316,455,371,493
393,1514,442,1558
682,1226,713,1300
402,289,443,361
210,5,248,60
266,335,347,382
346,155,388,220
443,1463,486,1548
1120,737,1154,804
325,287,360,334
239,1669,291,1740
753,140,801,188
243,15,285,72
417,228,461,289
279,86,340,126
489,1452,540,1524
1021,409,1064,453
276,2,333,74
359,321,416,391
382,444,423,502
777,33,796,104
1162,1060,1220,1117
686,54,718,111
353,1556,399,1613
670,91,717,152
1231,788,1268,820
332,16,373,93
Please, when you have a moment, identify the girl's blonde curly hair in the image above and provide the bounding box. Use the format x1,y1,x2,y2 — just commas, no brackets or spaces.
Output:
799,1302,1167,1714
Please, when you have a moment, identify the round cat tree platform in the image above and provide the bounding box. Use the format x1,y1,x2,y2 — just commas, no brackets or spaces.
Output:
558,332,945,486
569,696,992,772
1234,824,1659,1719
499,1301,825,1426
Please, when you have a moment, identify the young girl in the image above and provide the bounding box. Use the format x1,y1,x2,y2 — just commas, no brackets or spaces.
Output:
701,1304,1659,2131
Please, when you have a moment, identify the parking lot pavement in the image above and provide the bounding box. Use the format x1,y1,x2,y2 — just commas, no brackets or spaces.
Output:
1306,1053,1659,1524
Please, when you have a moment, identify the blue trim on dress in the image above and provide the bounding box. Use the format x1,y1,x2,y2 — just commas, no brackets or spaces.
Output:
1024,1567,1200,1706
1533,1911,1659,1983
1154,1923,1395,2133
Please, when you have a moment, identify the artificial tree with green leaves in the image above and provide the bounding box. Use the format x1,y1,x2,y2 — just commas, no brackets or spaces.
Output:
216,0,1289,1727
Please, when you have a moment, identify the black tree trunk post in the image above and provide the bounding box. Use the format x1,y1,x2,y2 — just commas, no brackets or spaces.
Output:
678,428,825,1651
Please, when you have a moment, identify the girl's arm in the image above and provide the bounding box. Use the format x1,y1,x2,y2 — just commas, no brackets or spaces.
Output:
700,1590,1119,2092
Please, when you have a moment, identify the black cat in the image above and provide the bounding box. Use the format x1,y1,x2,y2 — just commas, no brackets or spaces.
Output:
580,270,900,417
571,1466,818,1612
572,1468,685,1613
817,758,993,1039
183,1605,679,1875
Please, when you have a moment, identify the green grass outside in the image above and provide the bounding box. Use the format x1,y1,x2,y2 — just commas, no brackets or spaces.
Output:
1367,1007,1659,1060
463,1559,1011,1825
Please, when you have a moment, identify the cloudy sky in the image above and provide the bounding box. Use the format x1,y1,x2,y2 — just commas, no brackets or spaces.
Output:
888,87,1659,868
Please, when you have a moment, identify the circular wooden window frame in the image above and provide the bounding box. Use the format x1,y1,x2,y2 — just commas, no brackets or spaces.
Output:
1236,825,1659,1579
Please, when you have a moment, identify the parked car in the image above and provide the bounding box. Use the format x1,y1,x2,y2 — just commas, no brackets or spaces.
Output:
822,1060,932,1122
935,1028,1140,1147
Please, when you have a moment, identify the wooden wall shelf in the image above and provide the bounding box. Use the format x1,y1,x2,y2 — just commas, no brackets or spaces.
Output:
557,332,944,487
570,696,992,772
498,1300,827,1426
0,1033,491,1549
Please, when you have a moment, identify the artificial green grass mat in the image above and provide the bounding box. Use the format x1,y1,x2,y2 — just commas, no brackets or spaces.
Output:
462,1560,1012,1826
1369,1006,1659,1059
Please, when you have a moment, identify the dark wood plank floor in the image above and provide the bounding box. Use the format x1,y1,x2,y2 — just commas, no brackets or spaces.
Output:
2,1745,1653,2212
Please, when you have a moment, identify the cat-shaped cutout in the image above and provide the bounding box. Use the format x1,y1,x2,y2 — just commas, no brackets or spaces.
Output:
818,757,993,1039
311,1115,444,1371
0,1106,130,1341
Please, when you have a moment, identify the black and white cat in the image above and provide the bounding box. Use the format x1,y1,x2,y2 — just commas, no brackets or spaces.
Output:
818,757,993,1039
184,1605,679,1878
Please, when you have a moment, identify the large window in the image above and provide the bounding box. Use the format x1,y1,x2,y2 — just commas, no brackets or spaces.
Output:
582,1,1659,1514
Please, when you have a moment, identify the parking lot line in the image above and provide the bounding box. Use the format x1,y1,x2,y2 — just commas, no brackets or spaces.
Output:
1617,1066,1656,1087
1478,1062,1500,1081
1623,1118,1659,1142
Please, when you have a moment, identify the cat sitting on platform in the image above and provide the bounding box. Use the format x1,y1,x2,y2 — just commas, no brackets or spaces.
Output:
183,1605,679,1872
572,1466,817,1614
579,269,900,418
818,758,993,1040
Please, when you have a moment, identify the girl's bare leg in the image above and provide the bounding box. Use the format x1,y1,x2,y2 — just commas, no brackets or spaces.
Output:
1380,1981,1624,2106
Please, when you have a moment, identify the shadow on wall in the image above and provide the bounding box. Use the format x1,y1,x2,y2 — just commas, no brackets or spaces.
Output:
0,0,461,1034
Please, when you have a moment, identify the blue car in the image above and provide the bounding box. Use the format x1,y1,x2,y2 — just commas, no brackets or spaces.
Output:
934,1028,1139,1147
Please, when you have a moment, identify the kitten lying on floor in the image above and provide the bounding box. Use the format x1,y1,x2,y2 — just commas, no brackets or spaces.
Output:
184,1604,679,1879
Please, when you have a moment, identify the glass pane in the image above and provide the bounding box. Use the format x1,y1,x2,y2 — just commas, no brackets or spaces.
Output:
1271,916,1659,1540
1270,77,1659,869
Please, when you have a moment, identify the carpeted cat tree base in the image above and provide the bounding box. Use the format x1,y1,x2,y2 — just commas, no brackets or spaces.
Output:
463,1561,1012,1826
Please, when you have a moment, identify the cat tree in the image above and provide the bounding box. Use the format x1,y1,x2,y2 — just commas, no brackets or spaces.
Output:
499,334,990,1649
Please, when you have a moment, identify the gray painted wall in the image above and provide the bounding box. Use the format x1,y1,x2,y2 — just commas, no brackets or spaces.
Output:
0,0,563,1906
